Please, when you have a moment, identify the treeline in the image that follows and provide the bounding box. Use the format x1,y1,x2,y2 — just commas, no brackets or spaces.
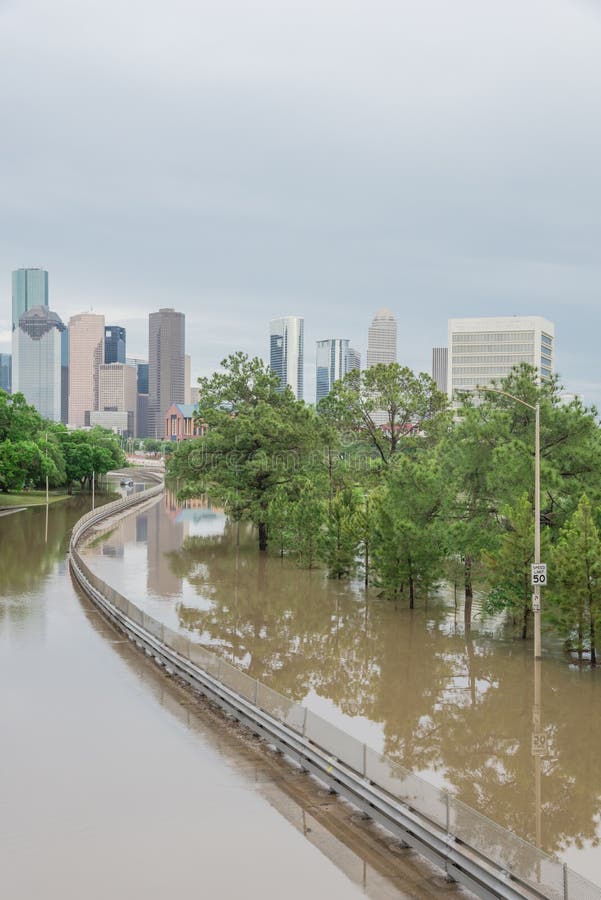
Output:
167,353,601,662
0,389,126,493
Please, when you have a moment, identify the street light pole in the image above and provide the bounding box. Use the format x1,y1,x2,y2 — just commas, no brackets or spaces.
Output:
533,400,541,660
476,386,542,660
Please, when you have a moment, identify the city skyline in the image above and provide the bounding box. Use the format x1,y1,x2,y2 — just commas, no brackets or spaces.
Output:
1,2,600,407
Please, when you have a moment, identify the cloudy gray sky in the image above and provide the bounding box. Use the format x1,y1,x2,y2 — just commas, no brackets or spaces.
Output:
1,0,600,404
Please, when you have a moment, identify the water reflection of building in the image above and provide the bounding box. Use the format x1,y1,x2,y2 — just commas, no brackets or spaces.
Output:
146,493,186,597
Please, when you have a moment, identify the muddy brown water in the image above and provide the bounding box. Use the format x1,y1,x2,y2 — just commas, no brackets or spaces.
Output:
0,490,469,899
79,489,601,886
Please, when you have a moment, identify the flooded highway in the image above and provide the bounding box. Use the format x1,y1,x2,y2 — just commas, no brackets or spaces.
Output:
0,492,463,899
81,490,601,886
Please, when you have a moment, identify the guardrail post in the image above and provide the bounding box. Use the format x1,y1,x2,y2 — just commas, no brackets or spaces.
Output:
363,743,367,778
563,862,568,900
302,706,308,737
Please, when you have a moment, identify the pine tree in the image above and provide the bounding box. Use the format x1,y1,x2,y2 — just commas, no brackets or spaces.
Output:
548,495,601,665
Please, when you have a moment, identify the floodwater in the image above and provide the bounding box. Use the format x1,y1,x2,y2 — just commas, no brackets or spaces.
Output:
0,490,464,899
81,490,601,886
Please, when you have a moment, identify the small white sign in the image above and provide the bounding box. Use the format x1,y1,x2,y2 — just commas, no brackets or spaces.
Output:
531,563,547,587
532,732,548,756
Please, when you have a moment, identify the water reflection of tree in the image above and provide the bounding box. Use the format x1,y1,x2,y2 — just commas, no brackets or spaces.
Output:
167,530,601,859
0,497,93,597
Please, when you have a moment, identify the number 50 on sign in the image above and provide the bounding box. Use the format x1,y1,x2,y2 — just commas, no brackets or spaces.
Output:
531,564,547,586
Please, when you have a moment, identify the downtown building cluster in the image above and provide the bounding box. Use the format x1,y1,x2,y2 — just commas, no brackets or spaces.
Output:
5,268,195,439
5,268,558,434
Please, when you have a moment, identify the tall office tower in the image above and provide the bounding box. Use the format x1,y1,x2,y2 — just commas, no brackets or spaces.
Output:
92,363,137,436
0,354,11,393
11,268,49,393
127,357,150,438
269,316,304,400
315,338,351,403
347,347,361,372
68,312,105,426
12,268,49,331
447,316,555,399
366,308,397,368
15,306,65,422
185,354,191,403
104,325,126,364
148,308,185,439
432,347,448,393
60,330,69,423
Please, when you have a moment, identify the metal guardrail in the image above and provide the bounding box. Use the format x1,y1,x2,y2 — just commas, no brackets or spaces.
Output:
68,486,601,900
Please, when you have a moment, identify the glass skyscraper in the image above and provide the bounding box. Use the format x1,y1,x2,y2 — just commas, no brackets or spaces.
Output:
269,316,304,400
16,306,65,422
315,338,355,403
12,268,49,332
11,268,49,394
104,325,126,364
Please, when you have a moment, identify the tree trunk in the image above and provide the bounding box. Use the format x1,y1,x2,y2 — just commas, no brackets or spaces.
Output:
522,604,530,640
590,608,596,667
464,555,473,631
409,574,415,610
364,542,369,588
258,521,268,552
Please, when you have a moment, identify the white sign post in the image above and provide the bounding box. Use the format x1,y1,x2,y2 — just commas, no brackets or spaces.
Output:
531,564,547,587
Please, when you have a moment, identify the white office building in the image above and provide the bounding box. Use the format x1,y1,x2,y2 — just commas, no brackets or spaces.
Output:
447,316,555,399
269,316,304,400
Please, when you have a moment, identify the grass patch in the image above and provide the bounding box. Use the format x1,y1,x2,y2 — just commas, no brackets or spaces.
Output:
0,491,70,508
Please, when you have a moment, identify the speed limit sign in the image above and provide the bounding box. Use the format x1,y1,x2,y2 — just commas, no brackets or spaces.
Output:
531,564,547,586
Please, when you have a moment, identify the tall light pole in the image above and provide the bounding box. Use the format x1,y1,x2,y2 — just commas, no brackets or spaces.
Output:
476,386,542,660
477,384,545,850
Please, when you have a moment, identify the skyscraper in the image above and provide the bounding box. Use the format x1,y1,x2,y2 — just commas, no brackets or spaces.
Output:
11,268,49,394
68,312,105,426
60,330,69,424
104,325,126,364
447,316,555,399
12,268,48,332
127,357,150,438
366,308,397,367
15,306,65,422
0,354,11,393
347,347,361,372
148,308,185,439
432,347,448,394
269,316,304,400
315,338,353,403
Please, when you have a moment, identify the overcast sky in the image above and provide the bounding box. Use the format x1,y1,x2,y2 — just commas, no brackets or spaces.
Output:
1,0,600,404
